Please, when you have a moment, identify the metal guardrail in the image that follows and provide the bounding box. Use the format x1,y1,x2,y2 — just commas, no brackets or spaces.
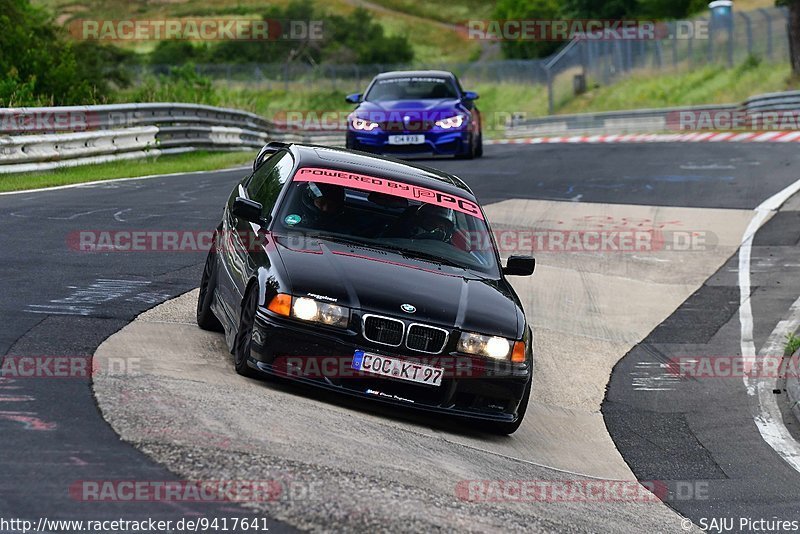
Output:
0,103,283,174
506,104,738,137
0,102,350,173
743,90,800,113
2,89,798,173
0,103,271,133
507,89,800,137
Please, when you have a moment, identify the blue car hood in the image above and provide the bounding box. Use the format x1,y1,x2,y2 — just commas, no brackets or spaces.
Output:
352,99,464,120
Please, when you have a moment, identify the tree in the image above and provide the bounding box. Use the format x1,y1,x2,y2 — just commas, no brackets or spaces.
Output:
325,8,413,64
778,0,800,76
559,0,639,19
636,0,708,19
202,1,413,65
0,0,132,105
493,0,563,59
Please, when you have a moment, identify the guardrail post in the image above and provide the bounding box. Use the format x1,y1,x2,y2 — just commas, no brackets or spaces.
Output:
707,17,714,63
759,8,774,60
586,40,595,76
546,66,554,115
739,12,753,61
625,39,633,72
580,39,588,80
672,25,679,69
638,38,645,70
653,40,661,69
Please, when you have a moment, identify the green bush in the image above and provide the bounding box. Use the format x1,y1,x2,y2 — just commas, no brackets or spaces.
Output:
127,64,215,105
0,0,134,106
496,0,717,59
185,1,413,66
492,0,563,59
150,41,206,66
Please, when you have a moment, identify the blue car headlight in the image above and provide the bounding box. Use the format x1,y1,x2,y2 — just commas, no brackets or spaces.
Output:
351,117,379,131
435,114,466,129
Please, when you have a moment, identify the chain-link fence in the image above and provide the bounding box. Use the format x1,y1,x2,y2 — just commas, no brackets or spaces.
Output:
543,6,790,113
137,7,790,115
140,60,551,92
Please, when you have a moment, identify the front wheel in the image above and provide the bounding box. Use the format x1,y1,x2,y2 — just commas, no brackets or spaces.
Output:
475,132,483,158
197,245,223,332
233,286,261,378
455,134,476,160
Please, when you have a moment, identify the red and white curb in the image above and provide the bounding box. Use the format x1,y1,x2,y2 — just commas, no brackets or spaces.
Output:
488,131,800,145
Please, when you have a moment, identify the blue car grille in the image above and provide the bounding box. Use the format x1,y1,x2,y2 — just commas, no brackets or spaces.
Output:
379,120,435,132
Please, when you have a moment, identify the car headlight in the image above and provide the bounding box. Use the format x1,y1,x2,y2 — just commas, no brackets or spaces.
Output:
351,117,379,131
291,297,350,328
435,114,465,129
457,332,526,362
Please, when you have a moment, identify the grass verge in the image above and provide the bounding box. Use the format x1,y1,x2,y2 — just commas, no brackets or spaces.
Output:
0,150,256,193
556,59,794,114
788,334,800,356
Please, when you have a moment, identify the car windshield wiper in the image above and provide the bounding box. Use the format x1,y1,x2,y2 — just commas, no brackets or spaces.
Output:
385,246,465,270
313,233,382,250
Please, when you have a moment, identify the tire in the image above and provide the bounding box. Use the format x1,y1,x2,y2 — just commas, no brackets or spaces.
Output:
455,134,476,160
233,286,261,378
197,245,223,332
475,132,483,158
478,377,531,435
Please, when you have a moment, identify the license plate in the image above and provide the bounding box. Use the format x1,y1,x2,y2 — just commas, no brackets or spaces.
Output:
387,134,425,145
352,350,443,386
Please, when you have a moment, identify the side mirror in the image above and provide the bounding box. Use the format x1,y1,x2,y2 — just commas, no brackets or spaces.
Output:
345,93,362,104
232,197,269,227
463,91,479,101
503,256,535,276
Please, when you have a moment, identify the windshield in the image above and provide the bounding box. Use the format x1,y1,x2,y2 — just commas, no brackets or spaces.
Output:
273,167,499,276
365,76,458,102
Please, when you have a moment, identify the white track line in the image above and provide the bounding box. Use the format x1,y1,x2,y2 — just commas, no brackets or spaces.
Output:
738,176,800,471
0,166,250,196
487,131,800,145
750,297,800,470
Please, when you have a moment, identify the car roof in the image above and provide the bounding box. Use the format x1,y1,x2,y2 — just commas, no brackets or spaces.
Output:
286,144,476,199
372,70,457,80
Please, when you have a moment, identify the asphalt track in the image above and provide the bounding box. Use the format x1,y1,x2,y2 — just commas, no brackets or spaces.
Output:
1,142,799,531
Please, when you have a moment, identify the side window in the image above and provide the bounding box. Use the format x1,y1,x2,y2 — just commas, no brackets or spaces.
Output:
247,152,294,213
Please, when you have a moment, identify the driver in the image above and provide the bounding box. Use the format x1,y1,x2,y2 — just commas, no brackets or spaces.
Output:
405,204,454,241
298,182,350,232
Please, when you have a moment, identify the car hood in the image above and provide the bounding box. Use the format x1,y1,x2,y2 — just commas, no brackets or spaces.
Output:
274,237,520,339
353,99,464,118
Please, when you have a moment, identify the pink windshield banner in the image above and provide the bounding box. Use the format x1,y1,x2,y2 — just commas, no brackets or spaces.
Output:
293,167,484,220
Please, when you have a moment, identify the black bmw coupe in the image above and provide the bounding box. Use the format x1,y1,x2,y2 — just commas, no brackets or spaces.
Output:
197,142,535,434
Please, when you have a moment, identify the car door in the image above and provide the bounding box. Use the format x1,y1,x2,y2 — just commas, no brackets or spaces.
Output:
219,151,294,323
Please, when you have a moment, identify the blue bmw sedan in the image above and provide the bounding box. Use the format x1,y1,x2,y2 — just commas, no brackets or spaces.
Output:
345,70,483,159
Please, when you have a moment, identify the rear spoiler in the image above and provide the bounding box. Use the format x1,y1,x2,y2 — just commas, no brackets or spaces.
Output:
254,141,291,171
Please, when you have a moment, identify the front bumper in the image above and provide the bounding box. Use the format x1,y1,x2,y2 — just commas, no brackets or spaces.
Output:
346,129,471,156
249,310,531,423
